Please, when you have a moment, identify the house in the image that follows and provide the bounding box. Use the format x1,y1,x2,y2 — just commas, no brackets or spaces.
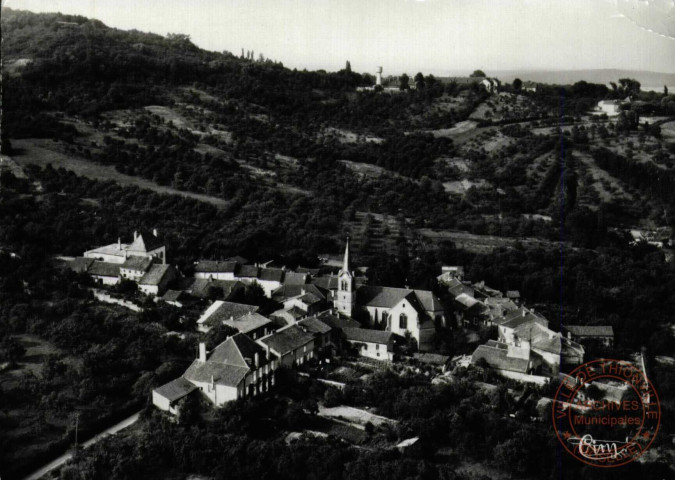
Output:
564,325,614,348
271,283,327,304
177,278,245,301
437,266,464,283
297,316,333,352
258,324,315,367
196,300,260,333
138,264,177,296
522,81,538,92
170,335,278,407
120,256,153,281
342,327,394,362
481,78,500,93
87,261,121,286
84,230,165,265
596,99,624,115
152,377,198,415
194,260,238,280
473,307,584,378
160,289,194,308
283,290,325,316
223,312,274,340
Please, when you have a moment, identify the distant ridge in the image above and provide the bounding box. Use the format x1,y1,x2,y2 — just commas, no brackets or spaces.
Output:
436,69,675,90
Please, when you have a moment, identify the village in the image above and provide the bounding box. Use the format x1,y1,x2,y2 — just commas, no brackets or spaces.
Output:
62,230,622,424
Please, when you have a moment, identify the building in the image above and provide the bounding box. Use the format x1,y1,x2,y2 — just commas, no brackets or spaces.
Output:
342,327,394,362
564,325,614,348
258,324,315,367
596,99,625,115
332,239,444,351
471,307,584,379
167,335,278,407
138,264,177,296
84,230,166,265
196,300,260,333
297,316,333,353
223,312,274,341
152,377,198,415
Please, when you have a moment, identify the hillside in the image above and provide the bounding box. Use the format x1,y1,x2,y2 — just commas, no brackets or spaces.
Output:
3,7,675,270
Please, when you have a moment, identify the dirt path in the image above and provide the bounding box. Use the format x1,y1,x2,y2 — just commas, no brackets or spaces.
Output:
11,138,230,208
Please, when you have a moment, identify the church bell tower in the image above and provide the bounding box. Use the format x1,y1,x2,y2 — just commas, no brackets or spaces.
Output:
335,237,356,317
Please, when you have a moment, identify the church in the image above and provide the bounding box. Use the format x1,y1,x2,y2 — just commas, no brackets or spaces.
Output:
334,239,445,351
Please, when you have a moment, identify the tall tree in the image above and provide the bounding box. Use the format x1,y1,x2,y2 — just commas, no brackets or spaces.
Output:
513,78,523,92
399,73,410,91
470,69,486,78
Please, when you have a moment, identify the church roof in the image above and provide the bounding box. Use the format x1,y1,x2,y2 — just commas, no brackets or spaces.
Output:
356,286,442,313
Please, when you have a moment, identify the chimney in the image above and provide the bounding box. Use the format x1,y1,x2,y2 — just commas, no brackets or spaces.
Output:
199,342,207,362
254,352,260,368
153,228,158,237
118,238,121,250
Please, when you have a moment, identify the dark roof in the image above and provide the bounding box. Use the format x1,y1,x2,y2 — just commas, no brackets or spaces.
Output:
179,278,244,299
311,276,338,290
70,257,95,273
194,260,237,273
356,286,443,312
122,256,153,272
129,231,164,252
208,301,260,325
238,265,260,278
259,268,284,282
343,327,393,344
502,308,547,329
88,261,121,277
283,272,309,285
272,284,327,302
223,312,272,334
471,345,529,373
140,264,171,286
184,333,272,387
296,267,320,276
225,255,249,264
565,325,614,338
298,316,332,335
298,292,322,306
259,325,314,355
313,311,361,330
154,377,197,402
162,289,190,302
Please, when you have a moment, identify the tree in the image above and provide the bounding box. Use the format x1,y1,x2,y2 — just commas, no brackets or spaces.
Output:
513,78,523,92
470,69,486,78
414,72,425,90
345,61,352,73
664,85,669,96
0,336,26,365
399,73,410,91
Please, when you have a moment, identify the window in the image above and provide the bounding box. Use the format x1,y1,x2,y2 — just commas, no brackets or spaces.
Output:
341,280,349,291
399,313,408,330
376,344,380,350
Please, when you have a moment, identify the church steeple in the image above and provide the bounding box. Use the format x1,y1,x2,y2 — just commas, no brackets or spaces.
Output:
341,236,351,274
335,237,356,317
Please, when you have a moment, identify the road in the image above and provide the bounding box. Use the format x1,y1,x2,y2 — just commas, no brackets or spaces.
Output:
22,411,141,480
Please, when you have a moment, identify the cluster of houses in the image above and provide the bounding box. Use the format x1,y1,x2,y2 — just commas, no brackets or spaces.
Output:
67,232,616,412
439,268,613,384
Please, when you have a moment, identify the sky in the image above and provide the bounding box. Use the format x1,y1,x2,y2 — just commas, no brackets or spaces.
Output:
4,0,675,76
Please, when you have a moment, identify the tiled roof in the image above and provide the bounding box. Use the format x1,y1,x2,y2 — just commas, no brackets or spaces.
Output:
238,265,260,278
283,272,309,285
471,344,529,373
122,256,153,272
207,301,259,325
502,308,547,329
129,231,163,252
70,257,95,273
356,286,442,313
139,264,171,286
184,360,249,387
179,278,244,298
311,276,338,290
194,260,237,273
162,289,190,302
210,333,272,368
312,311,361,330
271,284,327,302
259,325,314,355
565,325,614,338
343,327,393,345
298,292,322,305
88,261,121,277
223,312,272,335
154,377,197,402
297,316,332,335
259,268,284,282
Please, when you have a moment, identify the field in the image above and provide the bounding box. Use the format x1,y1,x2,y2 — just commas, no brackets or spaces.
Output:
11,138,230,208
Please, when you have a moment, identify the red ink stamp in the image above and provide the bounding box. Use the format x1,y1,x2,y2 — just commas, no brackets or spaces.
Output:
552,358,660,467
